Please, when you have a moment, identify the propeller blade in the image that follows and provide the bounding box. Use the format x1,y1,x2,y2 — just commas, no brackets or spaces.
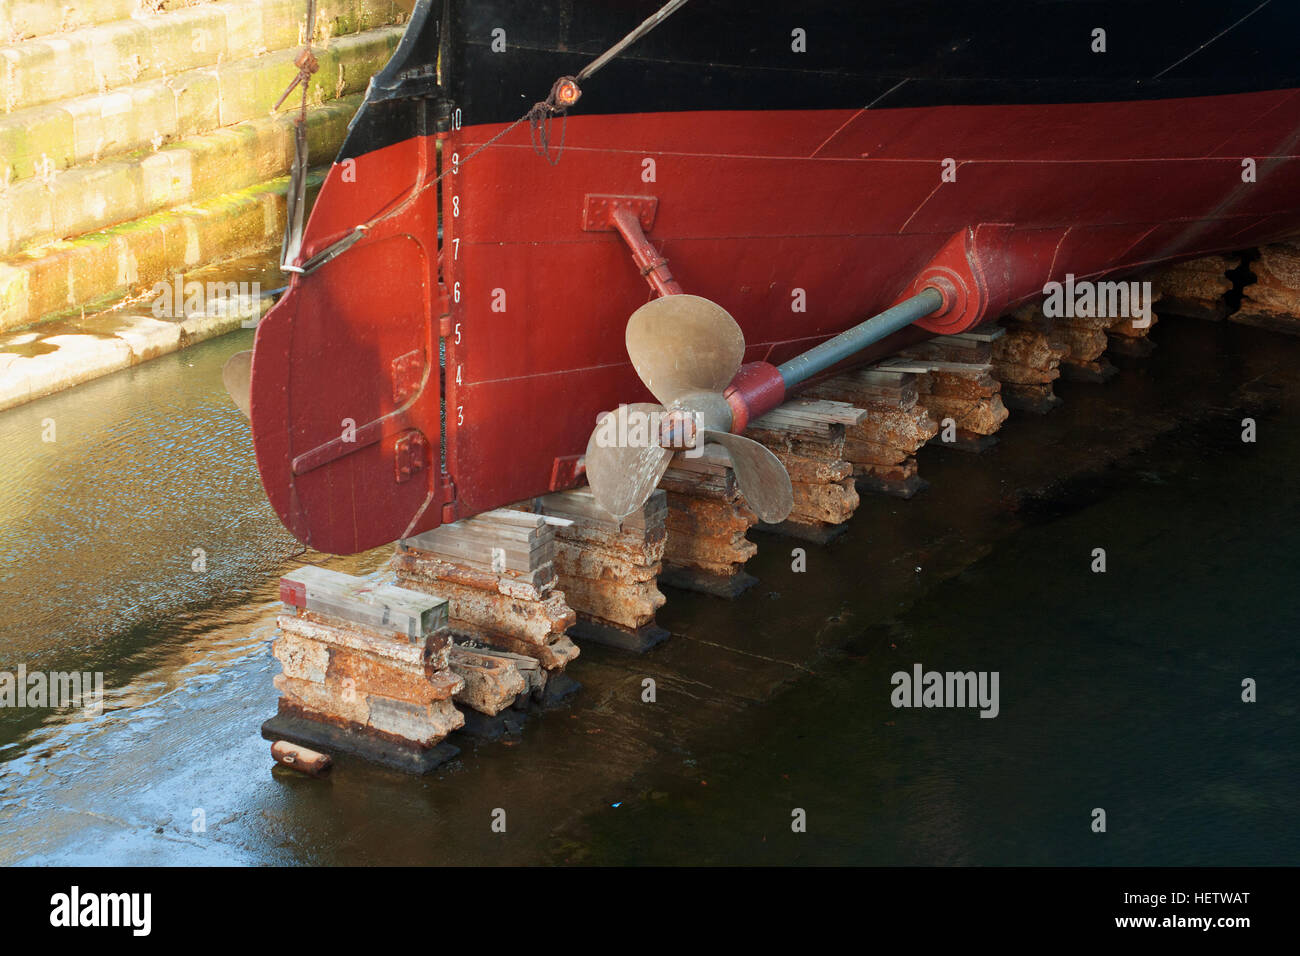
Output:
704,430,794,524
584,402,674,520
223,350,253,419
625,294,745,406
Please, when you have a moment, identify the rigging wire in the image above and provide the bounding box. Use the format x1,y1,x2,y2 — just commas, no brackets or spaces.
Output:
285,0,692,276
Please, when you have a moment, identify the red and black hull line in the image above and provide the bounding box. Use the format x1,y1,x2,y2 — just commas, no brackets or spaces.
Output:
250,0,1300,554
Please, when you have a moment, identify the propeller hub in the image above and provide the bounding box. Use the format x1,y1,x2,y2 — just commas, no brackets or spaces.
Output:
657,407,699,449
668,391,733,437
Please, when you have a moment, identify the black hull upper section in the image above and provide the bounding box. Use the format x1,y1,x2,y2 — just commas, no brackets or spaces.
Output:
340,0,1300,161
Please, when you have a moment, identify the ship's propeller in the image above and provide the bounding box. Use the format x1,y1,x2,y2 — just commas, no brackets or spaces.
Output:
223,349,253,419
585,294,794,523
584,402,675,519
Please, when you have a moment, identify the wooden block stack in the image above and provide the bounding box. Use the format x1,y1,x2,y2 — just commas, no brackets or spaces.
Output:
392,509,581,712
1105,286,1161,356
261,565,464,774
1012,300,1116,382
1231,241,1300,335
805,367,938,498
528,489,670,653
658,444,760,598
745,398,867,543
991,316,1069,414
446,645,530,738
1150,254,1241,321
883,334,1010,453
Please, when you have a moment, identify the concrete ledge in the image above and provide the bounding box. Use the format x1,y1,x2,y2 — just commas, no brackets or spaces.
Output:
0,0,405,114
0,254,275,412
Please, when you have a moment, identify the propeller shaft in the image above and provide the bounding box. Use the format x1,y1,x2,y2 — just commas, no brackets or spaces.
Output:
722,286,945,431
776,286,944,389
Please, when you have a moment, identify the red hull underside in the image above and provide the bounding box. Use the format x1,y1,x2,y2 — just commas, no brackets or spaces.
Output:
251,90,1300,554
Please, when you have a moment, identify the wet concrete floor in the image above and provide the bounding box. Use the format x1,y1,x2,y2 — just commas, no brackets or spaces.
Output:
0,316,1295,864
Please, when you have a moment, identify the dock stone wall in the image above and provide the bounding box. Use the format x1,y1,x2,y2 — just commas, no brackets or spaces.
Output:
0,0,409,333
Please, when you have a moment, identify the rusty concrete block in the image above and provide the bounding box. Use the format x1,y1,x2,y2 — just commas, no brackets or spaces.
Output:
274,673,466,746
1231,242,1300,334
448,647,527,716
664,494,757,574
552,541,663,584
548,524,666,565
279,613,448,671
558,574,665,631
262,700,460,774
788,477,859,526
272,631,330,683
1013,301,1114,373
661,477,759,596
392,547,557,600
843,437,910,468
921,391,1009,438
769,449,853,484
366,695,464,744
274,673,369,727
325,645,462,705
1151,254,1240,321
857,455,929,499
992,323,1067,385
924,367,1001,402
460,632,580,672
456,643,547,695
530,488,670,640
398,575,575,647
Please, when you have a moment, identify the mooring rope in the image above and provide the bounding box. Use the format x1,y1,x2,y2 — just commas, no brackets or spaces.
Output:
288,0,692,276
276,0,319,272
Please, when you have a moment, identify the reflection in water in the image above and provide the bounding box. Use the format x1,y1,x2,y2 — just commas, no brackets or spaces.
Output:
0,329,297,659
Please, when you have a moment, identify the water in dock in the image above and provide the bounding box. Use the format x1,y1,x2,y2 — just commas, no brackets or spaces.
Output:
0,315,1296,865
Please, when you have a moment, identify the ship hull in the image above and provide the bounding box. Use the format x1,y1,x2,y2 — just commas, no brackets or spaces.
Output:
251,0,1300,553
